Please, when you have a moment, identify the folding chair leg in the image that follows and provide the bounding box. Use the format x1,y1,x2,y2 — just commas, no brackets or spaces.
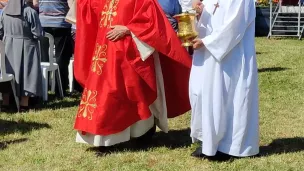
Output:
10,79,19,111
51,71,55,92
55,68,64,98
42,68,49,101
68,60,74,93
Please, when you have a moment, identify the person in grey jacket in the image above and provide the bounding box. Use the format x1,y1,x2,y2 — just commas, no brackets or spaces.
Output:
0,0,43,112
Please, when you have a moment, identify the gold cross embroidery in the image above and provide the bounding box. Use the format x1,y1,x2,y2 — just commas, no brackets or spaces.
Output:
213,2,219,15
100,0,119,28
78,89,97,120
92,44,107,75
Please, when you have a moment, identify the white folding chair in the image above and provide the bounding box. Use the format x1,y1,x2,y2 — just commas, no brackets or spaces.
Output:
68,55,74,93
0,40,19,111
40,33,64,101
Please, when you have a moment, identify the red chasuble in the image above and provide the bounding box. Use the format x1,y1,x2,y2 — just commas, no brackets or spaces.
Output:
74,0,192,135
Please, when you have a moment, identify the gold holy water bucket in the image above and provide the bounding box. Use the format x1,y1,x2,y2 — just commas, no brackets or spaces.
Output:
174,13,198,47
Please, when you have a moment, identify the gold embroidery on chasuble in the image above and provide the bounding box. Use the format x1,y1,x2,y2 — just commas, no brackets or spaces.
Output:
77,89,98,120
100,0,119,28
91,44,107,75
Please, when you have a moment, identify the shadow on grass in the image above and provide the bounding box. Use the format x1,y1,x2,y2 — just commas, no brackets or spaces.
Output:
0,92,81,113
0,138,28,150
87,128,192,156
31,93,81,111
256,51,267,55
259,137,304,157
202,137,304,161
258,67,289,73
0,119,51,136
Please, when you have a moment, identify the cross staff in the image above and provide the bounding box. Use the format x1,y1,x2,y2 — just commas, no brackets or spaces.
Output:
213,2,219,15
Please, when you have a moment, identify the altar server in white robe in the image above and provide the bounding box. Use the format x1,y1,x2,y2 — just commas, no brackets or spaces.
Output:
189,0,259,158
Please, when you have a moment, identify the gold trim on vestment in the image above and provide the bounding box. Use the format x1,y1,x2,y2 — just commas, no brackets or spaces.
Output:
100,0,119,28
91,44,108,75
77,89,97,120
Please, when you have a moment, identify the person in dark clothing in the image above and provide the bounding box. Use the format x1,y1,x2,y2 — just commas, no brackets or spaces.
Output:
70,24,83,93
39,0,73,96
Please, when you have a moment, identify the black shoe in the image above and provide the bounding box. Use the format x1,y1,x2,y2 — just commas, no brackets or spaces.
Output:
136,124,156,143
191,147,207,158
191,148,235,161
29,97,40,108
95,146,112,157
0,105,10,113
19,106,29,113
208,151,236,162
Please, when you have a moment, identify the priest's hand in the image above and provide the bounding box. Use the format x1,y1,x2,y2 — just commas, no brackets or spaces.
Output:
192,38,204,50
106,25,130,42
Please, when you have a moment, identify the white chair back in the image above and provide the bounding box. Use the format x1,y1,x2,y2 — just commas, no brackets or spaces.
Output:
0,40,7,79
45,33,55,67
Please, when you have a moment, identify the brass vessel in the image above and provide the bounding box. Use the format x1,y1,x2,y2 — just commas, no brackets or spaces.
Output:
174,13,198,47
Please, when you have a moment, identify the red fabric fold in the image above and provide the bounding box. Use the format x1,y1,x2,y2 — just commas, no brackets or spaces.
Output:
127,0,192,117
74,0,98,87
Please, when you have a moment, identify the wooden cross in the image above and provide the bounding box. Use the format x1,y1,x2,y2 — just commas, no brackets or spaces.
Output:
213,2,219,15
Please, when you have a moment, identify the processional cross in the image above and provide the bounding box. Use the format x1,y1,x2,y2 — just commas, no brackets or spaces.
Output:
213,2,219,15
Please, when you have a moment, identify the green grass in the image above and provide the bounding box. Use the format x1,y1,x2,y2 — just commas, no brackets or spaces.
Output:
1,38,304,171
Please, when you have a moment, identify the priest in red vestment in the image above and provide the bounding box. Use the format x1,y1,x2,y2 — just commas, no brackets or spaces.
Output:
73,0,192,146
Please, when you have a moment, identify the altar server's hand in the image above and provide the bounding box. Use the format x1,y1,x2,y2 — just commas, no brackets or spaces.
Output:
192,0,203,15
0,3,5,9
192,38,204,50
106,25,130,41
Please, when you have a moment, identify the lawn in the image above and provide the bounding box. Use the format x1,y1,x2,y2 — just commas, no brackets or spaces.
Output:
1,38,304,171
